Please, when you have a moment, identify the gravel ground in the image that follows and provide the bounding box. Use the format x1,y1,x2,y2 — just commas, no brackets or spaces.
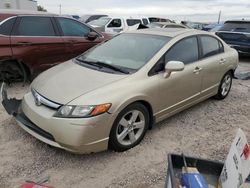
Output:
0,58,250,188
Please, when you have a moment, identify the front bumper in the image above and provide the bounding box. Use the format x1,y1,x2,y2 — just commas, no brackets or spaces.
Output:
1,83,114,154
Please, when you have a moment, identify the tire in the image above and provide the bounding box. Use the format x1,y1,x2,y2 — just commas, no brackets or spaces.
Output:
109,103,150,152
214,71,233,100
0,61,28,83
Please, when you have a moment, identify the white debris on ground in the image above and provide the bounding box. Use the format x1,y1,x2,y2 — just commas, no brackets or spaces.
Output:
0,58,250,188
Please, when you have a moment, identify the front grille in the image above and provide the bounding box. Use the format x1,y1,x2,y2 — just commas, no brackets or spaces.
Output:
31,88,61,109
16,112,55,142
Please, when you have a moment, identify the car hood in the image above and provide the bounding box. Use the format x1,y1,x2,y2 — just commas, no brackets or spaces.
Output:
31,60,128,104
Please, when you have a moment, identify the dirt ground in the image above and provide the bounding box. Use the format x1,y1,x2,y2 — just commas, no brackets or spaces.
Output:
0,58,250,188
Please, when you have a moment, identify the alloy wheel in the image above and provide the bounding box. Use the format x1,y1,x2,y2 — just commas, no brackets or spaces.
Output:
116,110,145,146
221,74,232,96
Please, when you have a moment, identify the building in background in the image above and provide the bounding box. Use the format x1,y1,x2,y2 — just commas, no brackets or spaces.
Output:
0,0,37,11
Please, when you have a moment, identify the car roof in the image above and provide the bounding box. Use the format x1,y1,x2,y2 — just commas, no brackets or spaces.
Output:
0,9,56,22
103,16,146,20
0,9,55,16
225,20,250,23
126,28,206,38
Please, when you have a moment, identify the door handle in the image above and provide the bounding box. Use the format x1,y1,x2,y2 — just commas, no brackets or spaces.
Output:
219,58,226,64
68,40,77,43
17,42,32,46
193,67,202,74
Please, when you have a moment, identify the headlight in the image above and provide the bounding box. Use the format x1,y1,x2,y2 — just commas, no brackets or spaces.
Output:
54,103,111,118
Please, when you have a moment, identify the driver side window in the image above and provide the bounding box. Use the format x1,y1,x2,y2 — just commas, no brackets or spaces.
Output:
165,36,198,65
108,19,122,28
150,36,199,75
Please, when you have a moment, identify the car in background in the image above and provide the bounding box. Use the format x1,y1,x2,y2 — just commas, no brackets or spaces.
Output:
71,15,80,20
147,22,190,29
0,11,109,82
80,14,108,23
148,17,173,23
88,16,149,34
62,14,81,20
209,24,223,33
216,20,250,56
2,28,238,154
181,21,207,30
202,23,223,31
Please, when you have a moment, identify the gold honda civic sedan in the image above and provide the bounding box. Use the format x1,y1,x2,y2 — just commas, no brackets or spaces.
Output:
1,28,238,154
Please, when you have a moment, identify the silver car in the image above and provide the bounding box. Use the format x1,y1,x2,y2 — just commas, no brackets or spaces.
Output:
2,28,238,154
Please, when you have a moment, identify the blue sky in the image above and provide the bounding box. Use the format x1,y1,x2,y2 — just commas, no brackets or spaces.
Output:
37,0,250,22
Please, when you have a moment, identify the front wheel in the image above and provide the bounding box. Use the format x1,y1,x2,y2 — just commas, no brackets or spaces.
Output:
214,71,233,100
109,103,149,152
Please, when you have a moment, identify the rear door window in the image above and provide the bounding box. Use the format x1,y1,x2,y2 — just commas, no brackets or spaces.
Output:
15,16,56,36
0,17,16,35
126,19,142,26
107,19,122,28
57,17,90,37
200,36,224,58
165,36,199,65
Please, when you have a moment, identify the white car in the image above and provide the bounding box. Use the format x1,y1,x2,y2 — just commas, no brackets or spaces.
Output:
88,16,149,34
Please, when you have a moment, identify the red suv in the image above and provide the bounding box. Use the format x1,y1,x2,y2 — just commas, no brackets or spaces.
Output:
0,12,109,82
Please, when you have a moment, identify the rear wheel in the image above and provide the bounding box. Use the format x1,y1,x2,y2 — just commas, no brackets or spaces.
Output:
214,71,233,100
109,103,149,152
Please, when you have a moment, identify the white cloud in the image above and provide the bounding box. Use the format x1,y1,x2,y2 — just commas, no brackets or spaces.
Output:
37,0,250,22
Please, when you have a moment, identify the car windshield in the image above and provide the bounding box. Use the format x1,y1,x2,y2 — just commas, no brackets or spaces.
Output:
88,17,111,27
78,33,171,71
219,22,250,33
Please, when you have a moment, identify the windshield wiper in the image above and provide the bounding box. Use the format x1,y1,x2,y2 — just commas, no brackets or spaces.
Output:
76,58,129,74
95,61,130,74
75,58,103,68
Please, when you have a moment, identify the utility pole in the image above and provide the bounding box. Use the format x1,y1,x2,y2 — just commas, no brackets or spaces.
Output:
218,10,221,24
59,4,62,15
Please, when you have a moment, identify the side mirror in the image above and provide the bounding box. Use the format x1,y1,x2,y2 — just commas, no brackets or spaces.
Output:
164,61,184,78
87,31,98,40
